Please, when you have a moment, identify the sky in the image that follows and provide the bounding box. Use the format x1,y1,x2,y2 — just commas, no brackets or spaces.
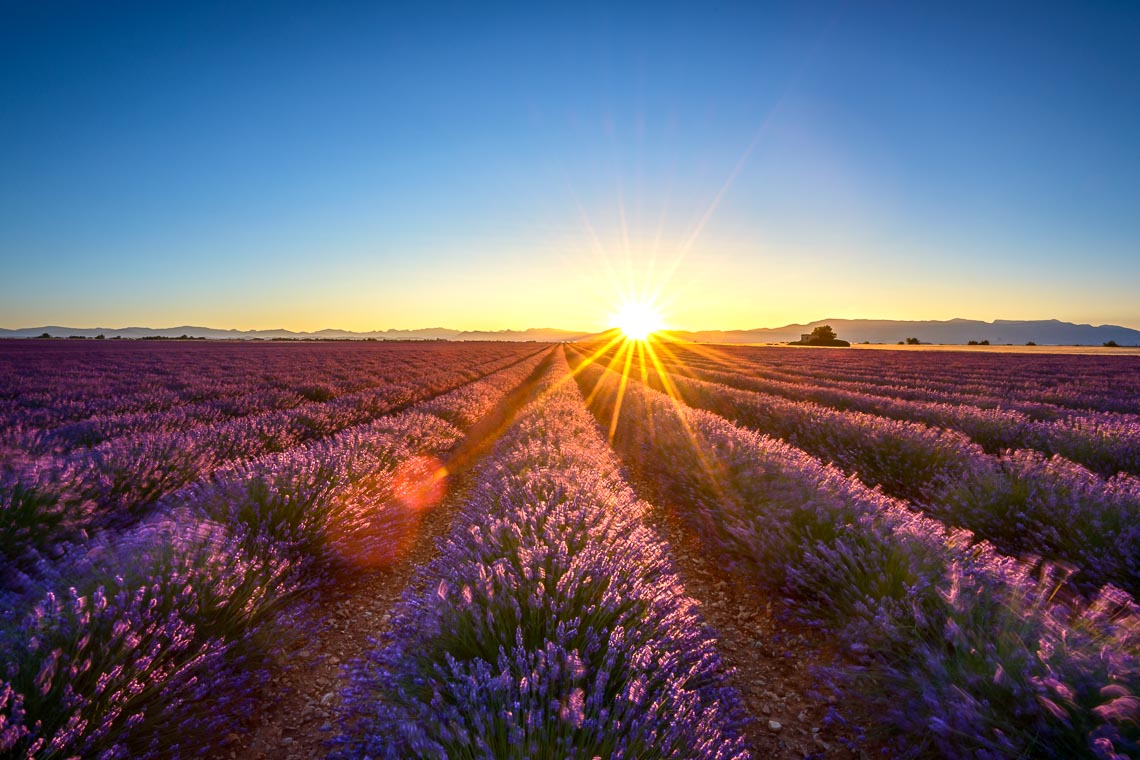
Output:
2,1,1138,332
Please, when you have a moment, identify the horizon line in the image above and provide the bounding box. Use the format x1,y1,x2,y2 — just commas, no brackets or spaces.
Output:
4,315,1140,334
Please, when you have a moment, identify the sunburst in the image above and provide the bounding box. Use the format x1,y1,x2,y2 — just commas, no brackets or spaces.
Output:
611,300,665,341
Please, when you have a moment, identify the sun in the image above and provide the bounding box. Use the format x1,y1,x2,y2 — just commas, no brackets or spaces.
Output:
612,301,665,341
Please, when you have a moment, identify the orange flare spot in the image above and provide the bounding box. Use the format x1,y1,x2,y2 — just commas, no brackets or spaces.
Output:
393,455,447,512
327,456,448,570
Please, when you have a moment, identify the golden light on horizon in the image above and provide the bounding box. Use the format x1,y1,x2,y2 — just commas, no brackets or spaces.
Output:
612,300,665,341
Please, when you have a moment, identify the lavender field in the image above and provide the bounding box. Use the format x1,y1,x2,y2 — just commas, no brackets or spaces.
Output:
2,339,1139,759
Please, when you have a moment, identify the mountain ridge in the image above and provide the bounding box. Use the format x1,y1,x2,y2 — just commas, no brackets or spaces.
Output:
2,318,1139,345
0,325,594,342
669,318,1140,346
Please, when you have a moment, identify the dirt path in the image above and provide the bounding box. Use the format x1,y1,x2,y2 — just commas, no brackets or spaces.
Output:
221,467,476,759
629,478,879,759
216,351,555,760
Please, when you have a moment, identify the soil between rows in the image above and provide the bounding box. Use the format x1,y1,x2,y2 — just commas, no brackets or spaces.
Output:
219,345,880,759
216,349,557,759
223,464,481,759
632,482,880,759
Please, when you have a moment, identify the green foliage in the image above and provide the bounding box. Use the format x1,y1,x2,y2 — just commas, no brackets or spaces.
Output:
800,325,849,347
810,325,837,343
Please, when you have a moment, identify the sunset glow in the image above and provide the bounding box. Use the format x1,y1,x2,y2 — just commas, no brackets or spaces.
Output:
613,300,665,341
3,4,1139,758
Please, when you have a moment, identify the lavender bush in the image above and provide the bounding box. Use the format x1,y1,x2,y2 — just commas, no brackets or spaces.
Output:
334,349,749,759
571,347,1140,758
0,346,544,587
660,354,1140,478
631,357,1140,596
0,509,299,759
1,345,549,759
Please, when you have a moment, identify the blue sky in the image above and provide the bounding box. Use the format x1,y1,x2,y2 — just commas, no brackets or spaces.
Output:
2,1,1138,331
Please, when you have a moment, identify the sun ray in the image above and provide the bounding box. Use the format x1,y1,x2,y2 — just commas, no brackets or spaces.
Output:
583,336,633,409
569,333,734,510
653,331,745,374
608,336,637,442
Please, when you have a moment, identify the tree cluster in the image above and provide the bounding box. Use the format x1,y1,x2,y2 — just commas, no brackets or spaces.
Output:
797,325,850,347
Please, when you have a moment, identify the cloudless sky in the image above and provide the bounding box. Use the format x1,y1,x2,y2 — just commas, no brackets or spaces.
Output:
2,1,1138,331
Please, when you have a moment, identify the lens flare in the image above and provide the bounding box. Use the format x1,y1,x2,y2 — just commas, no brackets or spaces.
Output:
612,301,665,341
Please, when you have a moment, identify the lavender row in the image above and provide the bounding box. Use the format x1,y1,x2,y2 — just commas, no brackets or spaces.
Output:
571,351,1140,759
173,349,547,574
597,347,1140,598
0,341,533,424
655,351,1140,478
334,349,748,759
0,347,545,570
0,350,547,758
0,342,534,435
702,343,1140,401
667,344,1140,423
668,344,1140,415
2,343,538,457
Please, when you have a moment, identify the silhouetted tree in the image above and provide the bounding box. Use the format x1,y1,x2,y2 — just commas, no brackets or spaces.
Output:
809,325,837,343
905,337,921,345
1105,340,1120,347
798,324,849,347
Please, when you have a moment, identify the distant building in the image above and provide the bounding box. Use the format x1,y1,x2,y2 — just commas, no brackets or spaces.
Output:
800,333,812,344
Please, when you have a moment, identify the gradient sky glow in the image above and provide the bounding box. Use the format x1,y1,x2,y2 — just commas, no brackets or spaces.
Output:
2,1,1139,331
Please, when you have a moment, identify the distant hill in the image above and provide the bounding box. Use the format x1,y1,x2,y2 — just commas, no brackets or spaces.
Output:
3,318,1138,345
0,325,593,342
669,318,1140,346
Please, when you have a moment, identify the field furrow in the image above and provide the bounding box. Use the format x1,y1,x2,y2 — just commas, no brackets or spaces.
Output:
0,346,552,759
568,344,1140,758
333,347,749,759
4,339,1138,760
572,342,1140,597
654,347,1140,478
664,343,1140,416
0,346,547,574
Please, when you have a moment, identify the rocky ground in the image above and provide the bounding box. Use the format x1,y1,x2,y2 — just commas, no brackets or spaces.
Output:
216,358,883,759
221,463,480,759
638,490,880,759
219,355,553,759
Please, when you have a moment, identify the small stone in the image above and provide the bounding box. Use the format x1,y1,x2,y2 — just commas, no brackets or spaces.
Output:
281,737,293,746
768,720,782,731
